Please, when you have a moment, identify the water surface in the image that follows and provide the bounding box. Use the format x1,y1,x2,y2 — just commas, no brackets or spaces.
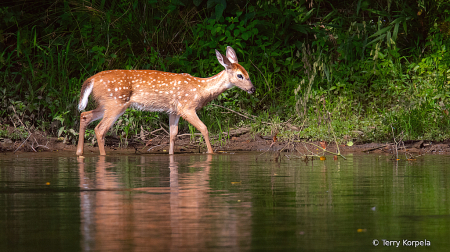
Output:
0,152,449,251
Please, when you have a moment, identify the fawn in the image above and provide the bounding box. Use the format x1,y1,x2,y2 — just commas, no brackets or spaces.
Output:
76,46,255,156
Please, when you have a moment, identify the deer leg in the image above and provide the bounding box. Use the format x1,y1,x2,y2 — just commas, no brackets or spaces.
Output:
182,111,214,154
169,114,180,155
94,106,128,156
77,107,104,156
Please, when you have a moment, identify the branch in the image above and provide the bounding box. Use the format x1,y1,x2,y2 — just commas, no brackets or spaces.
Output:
14,134,31,153
211,104,278,126
306,142,347,160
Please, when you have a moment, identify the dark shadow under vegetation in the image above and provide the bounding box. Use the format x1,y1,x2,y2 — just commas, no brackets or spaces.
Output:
1,0,450,154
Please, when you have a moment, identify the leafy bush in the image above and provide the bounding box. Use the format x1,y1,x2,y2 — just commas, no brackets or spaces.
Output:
1,0,450,143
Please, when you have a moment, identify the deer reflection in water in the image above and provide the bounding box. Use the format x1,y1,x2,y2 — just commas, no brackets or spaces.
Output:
77,155,251,251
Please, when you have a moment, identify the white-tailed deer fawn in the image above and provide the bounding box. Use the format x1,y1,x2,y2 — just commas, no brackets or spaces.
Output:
76,46,255,156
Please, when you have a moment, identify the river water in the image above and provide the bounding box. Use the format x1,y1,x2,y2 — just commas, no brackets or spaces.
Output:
0,152,449,251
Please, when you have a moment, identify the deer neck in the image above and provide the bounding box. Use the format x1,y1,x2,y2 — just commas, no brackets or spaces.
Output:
201,70,232,99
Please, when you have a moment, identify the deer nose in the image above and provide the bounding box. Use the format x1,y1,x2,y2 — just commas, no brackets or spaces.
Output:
248,86,256,94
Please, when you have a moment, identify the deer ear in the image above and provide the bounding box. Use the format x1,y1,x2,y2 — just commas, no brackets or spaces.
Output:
216,49,232,69
226,46,238,63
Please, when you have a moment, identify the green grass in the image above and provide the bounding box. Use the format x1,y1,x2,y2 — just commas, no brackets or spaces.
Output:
1,0,450,145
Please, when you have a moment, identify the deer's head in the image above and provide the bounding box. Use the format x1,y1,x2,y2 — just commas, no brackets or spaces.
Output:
215,46,255,94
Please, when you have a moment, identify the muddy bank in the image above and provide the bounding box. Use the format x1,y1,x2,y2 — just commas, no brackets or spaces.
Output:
2,128,450,157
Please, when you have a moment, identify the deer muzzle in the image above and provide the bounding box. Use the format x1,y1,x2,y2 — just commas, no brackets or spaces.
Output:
247,86,256,94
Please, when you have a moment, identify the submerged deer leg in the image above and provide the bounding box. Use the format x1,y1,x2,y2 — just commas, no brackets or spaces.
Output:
77,107,104,156
169,114,181,155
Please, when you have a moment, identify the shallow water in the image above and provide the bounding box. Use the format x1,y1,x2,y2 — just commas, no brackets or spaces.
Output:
0,152,449,251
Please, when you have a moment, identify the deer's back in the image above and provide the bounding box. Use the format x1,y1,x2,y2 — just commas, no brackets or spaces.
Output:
90,70,206,114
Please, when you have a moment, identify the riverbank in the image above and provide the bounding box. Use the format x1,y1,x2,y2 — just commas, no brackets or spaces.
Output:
2,127,449,158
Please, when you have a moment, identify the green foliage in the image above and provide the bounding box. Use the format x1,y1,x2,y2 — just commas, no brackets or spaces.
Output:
1,0,450,144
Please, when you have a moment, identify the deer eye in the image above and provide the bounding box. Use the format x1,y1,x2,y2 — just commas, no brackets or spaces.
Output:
237,74,243,79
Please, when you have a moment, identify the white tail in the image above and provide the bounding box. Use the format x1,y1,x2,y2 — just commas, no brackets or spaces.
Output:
78,81,93,111
76,46,255,156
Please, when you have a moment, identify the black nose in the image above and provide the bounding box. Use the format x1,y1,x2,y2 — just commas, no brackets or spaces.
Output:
247,86,255,94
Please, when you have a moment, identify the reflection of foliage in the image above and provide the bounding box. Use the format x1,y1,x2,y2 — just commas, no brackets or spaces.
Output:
0,0,449,142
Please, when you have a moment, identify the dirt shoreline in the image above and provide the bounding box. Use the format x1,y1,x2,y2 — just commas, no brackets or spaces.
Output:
2,129,450,157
